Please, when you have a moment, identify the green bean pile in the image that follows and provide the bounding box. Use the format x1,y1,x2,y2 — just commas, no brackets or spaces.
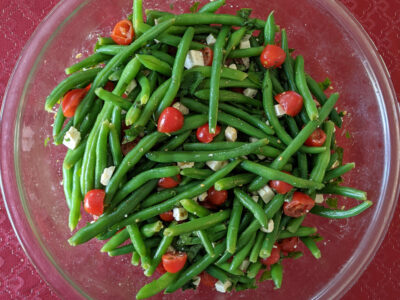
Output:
46,0,372,297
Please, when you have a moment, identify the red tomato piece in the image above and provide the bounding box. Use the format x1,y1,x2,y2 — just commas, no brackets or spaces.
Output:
196,123,221,143
158,174,181,189
159,211,174,222
199,199,218,211
207,186,228,206
157,107,184,133
231,87,245,94
283,192,315,218
162,252,188,273
260,44,286,69
269,171,293,194
104,81,115,92
156,263,167,274
202,47,214,66
84,189,105,216
200,272,218,287
304,128,327,147
111,20,134,45
121,137,141,156
279,237,299,253
260,245,281,266
62,88,87,117
274,91,304,117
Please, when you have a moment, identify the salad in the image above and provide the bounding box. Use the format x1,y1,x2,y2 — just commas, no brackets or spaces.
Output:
45,0,372,298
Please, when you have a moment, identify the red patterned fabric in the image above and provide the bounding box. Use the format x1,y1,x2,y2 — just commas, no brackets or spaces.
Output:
0,0,399,299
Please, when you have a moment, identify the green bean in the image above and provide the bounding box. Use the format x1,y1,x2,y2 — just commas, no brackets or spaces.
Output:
156,27,195,118
137,75,151,105
234,188,268,227
201,78,260,89
227,196,243,254
195,89,261,107
300,236,321,259
250,231,266,263
306,74,342,127
118,159,240,226
172,114,208,135
312,201,373,219
160,13,245,27
45,68,101,111
101,228,129,252
164,242,226,293
224,27,246,60
320,184,367,201
136,272,180,299
108,123,123,167
157,33,205,50
259,210,282,258
150,50,175,66
126,223,151,269
141,190,176,209
219,103,274,135
53,106,66,138
209,26,230,133
286,216,305,233
110,166,180,207
228,46,264,58
110,105,121,141
199,0,226,13
95,45,126,55
229,233,256,272
53,117,74,145
95,88,132,110
94,120,110,189
144,232,174,276
186,66,248,81
247,261,263,279
133,0,144,35
69,180,157,246
68,160,82,231
109,68,124,82
79,99,103,138
107,236,160,256
146,138,268,162
164,210,231,236
97,36,115,46
264,11,276,45
135,54,172,76
197,229,215,257
62,164,73,209
295,55,318,120
74,19,175,126
271,263,283,289
180,199,211,217
131,251,140,266
206,265,230,284
180,168,213,179
65,53,110,75
324,163,355,182
166,25,220,36
80,124,100,195
214,173,256,191
141,221,163,238
278,226,317,239
242,160,324,189
113,57,141,95
279,30,297,92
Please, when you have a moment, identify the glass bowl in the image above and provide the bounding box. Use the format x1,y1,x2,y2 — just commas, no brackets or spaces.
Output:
1,0,399,299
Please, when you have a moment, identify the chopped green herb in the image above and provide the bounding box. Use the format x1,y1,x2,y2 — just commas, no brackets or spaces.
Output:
189,2,200,13
345,130,352,139
318,78,332,91
44,136,51,147
326,197,338,209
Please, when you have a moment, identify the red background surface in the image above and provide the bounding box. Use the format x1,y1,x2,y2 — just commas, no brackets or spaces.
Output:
0,0,399,299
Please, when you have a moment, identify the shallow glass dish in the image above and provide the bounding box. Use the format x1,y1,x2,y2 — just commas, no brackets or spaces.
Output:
1,0,399,299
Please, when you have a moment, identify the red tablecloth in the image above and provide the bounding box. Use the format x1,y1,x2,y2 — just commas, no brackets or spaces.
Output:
0,0,399,299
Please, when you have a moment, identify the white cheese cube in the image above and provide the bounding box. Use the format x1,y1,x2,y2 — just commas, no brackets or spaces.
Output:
172,102,190,115
239,39,251,49
228,63,237,70
215,280,232,293
261,219,275,233
243,88,258,98
257,185,275,204
192,276,201,287
315,194,325,204
206,34,217,45
225,126,237,142
206,160,228,171
198,192,208,202
249,137,258,143
184,50,205,69
167,245,176,252
177,162,195,169
125,79,137,94
274,104,286,117
63,126,81,150
331,160,340,169
239,259,251,272
243,33,252,41
154,39,160,44
100,166,116,186
257,154,266,160
173,207,188,221
251,195,259,203
241,57,250,69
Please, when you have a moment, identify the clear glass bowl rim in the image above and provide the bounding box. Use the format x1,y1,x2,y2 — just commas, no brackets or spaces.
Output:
1,0,399,299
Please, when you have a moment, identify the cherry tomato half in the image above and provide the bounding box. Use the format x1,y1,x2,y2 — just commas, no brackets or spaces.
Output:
111,20,134,45
159,211,174,222
196,123,221,143
84,189,105,216
304,128,327,147
207,186,228,206
200,272,218,287
279,237,299,253
274,91,303,117
158,174,181,189
260,44,286,69
121,137,141,156
62,88,87,117
156,263,167,274
202,47,214,66
283,192,315,218
260,245,281,266
157,107,184,133
162,252,188,273
269,171,293,194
